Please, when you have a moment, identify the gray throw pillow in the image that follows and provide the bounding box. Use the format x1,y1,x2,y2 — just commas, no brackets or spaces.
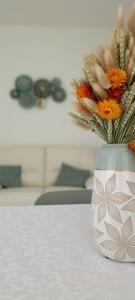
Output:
54,163,90,188
0,166,22,188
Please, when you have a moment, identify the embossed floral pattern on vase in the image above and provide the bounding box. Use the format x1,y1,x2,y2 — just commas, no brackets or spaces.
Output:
92,170,135,262
91,227,104,239
93,174,131,224
100,217,135,261
122,181,135,212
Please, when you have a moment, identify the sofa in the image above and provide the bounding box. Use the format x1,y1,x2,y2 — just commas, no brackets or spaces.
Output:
0,145,97,206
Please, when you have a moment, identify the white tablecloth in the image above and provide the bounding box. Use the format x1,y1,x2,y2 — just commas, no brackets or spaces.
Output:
0,204,134,300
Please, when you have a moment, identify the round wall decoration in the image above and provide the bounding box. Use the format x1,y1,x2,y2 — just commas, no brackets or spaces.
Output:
19,90,37,108
36,98,47,109
51,78,61,86
52,87,66,102
51,78,61,92
16,75,33,92
34,79,51,98
10,74,67,109
10,89,20,99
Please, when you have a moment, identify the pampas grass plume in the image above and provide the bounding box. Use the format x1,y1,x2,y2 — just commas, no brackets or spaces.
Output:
132,46,135,60
116,5,125,29
94,64,111,89
127,57,134,77
104,49,114,70
129,36,135,54
128,2,135,37
81,97,98,113
96,47,106,70
92,83,108,98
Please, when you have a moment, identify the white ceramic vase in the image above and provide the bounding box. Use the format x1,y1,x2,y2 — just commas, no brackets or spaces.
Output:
91,144,135,262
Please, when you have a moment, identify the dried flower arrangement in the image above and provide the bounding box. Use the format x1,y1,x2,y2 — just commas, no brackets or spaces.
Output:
70,3,135,145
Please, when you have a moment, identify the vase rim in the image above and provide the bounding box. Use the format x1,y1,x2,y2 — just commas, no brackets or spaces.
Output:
103,143,127,147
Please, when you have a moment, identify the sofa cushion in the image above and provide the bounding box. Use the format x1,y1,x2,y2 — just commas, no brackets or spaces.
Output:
0,187,43,206
85,176,94,190
0,146,45,187
35,190,92,205
54,163,90,187
45,145,97,186
0,166,21,187
44,186,83,193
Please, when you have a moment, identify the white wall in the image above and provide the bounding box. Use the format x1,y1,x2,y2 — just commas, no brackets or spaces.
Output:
0,26,110,148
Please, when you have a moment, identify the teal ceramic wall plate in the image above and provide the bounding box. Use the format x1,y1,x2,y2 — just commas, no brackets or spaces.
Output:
19,90,37,108
10,89,20,99
52,87,66,102
51,78,61,89
16,75,33,93
34,79,51,98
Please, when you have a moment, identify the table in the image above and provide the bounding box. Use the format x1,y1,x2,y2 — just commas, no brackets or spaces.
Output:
0,204,134,300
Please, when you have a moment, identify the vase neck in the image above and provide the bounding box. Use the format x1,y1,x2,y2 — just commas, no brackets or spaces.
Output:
96,144,135,171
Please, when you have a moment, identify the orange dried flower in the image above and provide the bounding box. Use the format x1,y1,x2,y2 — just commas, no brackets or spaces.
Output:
128,140,135,152
76,83,94,99
108,87,123,101
108,68,127,88
98,98,122,120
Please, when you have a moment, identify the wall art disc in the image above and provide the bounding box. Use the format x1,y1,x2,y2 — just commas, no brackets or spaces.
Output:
16,75,33,92
36,98,47,109
52,87,66,102
51,78,61,92
10,89,20,99
34,79,51,98
19,90,37,108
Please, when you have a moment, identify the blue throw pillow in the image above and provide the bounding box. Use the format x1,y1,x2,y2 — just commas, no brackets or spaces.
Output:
0,166,22,188
54,163,90,188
